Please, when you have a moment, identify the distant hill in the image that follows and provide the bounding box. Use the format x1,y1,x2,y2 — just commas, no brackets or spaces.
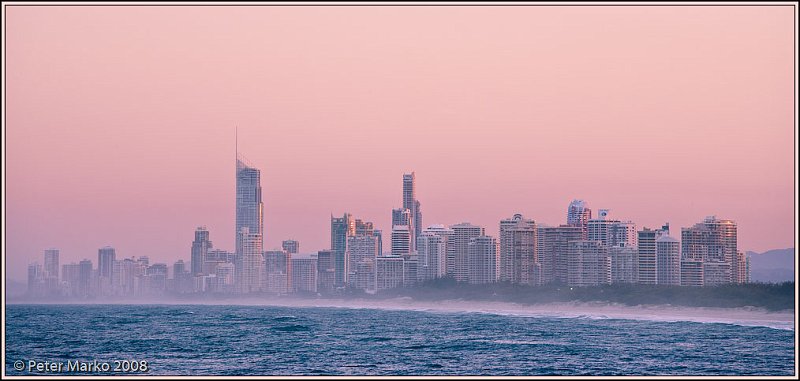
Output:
748,248,795,283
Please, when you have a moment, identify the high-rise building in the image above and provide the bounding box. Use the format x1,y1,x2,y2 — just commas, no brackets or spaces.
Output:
403,255,419,287
191,227,212,276
78,259,94,298
291,255,318,294
236,158,263,254
499,214,538,285
681,216,738,286
637,226,668,285
587,211,636,248
537,225,584,284
391,225,412,258
171,260,192,294
331,213,354,288
392,208,412,228
374,229,383,257
656,233,681,285
27,263,44,297
402,172,423,251
236,227,264,293
282,240,299,255
567,199,592,238
450,223,485,282
62,263,80,297
203,249,235,277
609,244,638,283
98,246,116,295
113,258,137,296
316,250,336,293
98,246,116,279
264,250,290,295
736,251,750,284
355,219,374,237
567,240,610,287
215,263,236,293
347,234,379,291
44,249,59,280
468,235,499,284
376,256,404,291
416,225,453,281
143,263,168,295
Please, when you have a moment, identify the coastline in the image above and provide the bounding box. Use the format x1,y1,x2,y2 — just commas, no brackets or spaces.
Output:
249,297,797,331
8,296,795,331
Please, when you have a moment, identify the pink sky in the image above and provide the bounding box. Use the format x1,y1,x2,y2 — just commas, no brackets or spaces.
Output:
4,5,795,280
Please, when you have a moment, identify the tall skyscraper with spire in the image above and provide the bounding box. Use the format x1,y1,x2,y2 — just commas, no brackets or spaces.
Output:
235,131,264,293
402,172,422,251
236,158,263,248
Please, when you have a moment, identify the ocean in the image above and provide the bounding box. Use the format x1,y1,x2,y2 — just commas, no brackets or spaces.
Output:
4,303,795,376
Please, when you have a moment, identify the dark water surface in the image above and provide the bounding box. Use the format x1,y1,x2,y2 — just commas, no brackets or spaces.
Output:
5,304,795,376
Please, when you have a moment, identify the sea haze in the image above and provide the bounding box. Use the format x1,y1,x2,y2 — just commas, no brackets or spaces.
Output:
5,303,795,376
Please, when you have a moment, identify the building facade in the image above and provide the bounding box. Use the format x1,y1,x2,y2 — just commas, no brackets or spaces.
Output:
656,233,681,285
499,214,538,285
537,225,583,284
567,240,610,287
450,223,485,282
468,235,499,284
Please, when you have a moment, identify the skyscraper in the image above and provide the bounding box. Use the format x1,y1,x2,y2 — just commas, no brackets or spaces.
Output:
417,225,453,281
402,172,422,251
347,234,379,291
656,233,681,285
98,246,116,295
291,255,318,294
609,244,638,284
98,246,116,279
236,157,263,254
567,240,610,287
331,213,354,288
681,216,738,286
61,263,80,297
499,214,538,285
391,208,412,227
450,223,485,282
44,248,59,280
282,240,299,255
355,219,374,237
264,250,290,295
27,262,44,297
537,225,584,284
203,249,235,277
637,226,668,285
191,227,212,276
376,256,404,291
236,227,264,294
78,259,94,298
468,235,499,284
391,225,412,258
567,199,592,238
316,249,336,293
587,211,637,248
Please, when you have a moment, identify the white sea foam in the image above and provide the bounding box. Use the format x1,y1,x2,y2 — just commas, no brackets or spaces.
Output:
234,297,795,331
20,296,793,331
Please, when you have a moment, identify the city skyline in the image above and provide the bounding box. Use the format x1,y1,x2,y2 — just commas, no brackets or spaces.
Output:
5,5,795,281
